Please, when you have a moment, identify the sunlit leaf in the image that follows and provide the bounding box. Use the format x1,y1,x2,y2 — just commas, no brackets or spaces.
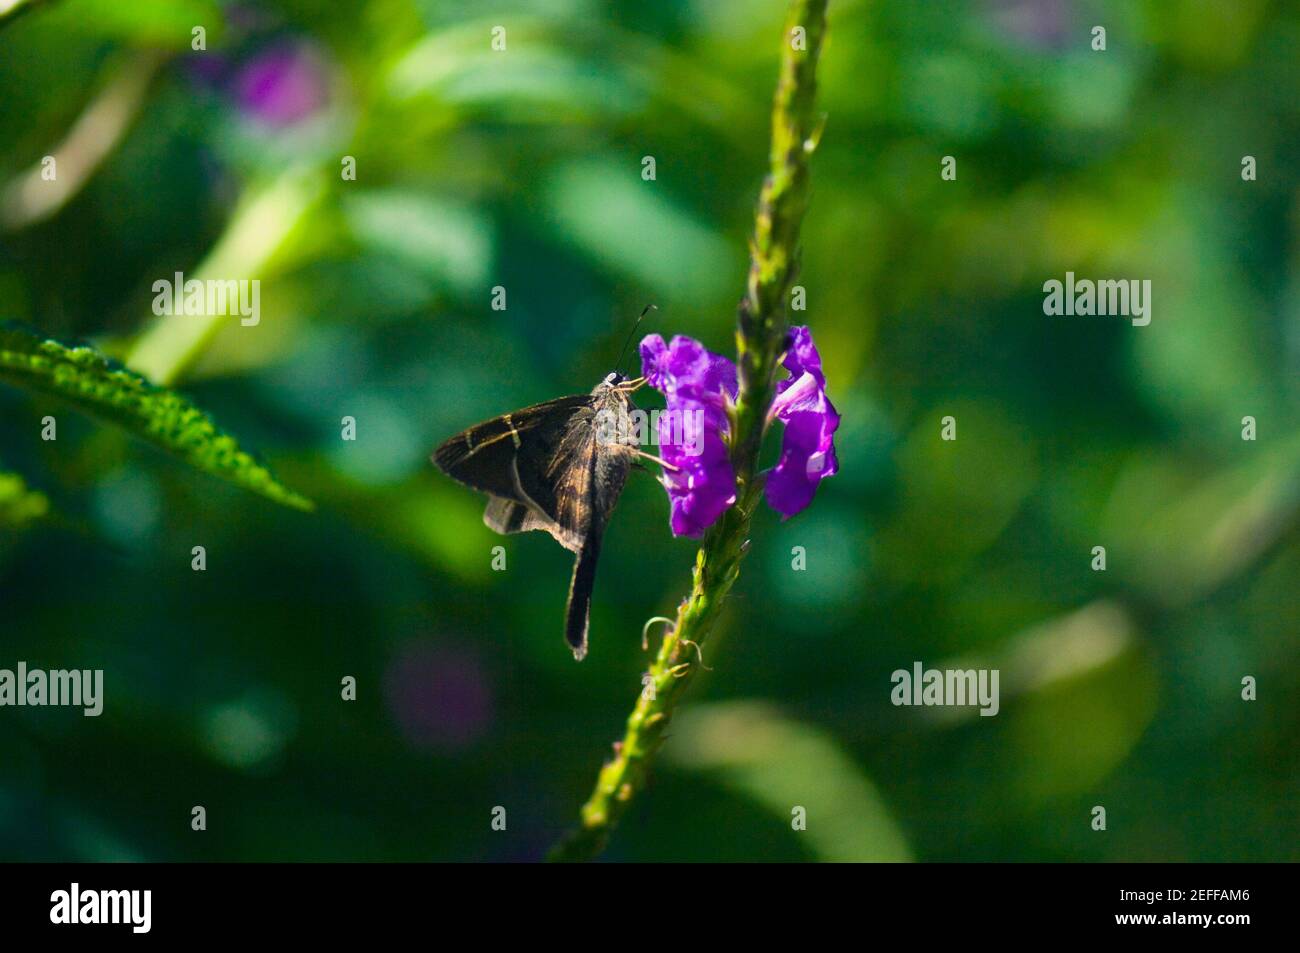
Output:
35,0,223,45
342,189,493,296
544,157,736,300
667,701,913,862
0,324,313,511
0,465,47,528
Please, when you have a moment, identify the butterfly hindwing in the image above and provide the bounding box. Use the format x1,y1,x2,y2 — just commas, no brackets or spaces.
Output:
482,496,559,539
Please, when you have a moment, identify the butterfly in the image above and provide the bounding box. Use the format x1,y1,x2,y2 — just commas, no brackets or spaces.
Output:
432,371,659,660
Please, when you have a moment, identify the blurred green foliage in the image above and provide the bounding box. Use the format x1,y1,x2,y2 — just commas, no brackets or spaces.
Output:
0,0,1296,861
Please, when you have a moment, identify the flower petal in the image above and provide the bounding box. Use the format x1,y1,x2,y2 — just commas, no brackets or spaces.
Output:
764,326,839,518
639,334,739,537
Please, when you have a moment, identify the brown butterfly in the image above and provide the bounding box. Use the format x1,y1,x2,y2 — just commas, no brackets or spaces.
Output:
432,371,661,660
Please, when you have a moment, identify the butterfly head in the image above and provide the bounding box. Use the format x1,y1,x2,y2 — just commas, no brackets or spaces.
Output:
595,371,646,396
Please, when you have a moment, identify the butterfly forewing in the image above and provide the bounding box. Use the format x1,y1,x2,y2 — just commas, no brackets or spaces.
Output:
433,396,591,509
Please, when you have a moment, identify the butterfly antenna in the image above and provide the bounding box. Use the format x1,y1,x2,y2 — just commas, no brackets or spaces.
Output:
615,303,657,375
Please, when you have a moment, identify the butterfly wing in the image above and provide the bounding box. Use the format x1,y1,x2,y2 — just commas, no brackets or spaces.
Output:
519,393,635,658
432,396,589,497
432,395,593,551
433,388,635,660
482,497,552,536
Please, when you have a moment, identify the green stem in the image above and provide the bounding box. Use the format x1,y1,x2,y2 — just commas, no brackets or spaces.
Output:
0,50,166,233
548,0,829,863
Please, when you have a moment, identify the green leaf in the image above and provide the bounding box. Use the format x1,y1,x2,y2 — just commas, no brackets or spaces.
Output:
0,467,48,528
0,324,313,511
666,701,913,862
342,189,494,296
544,157,737,302
34,0,224,45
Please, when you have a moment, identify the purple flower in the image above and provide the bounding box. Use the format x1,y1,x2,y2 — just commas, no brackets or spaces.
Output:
383,641,493,751
639,334,738,537
641,333,737,411
638,326,838,533
982,0,1071,50
187,52,231,88
232,42,329,127
764,326,839,517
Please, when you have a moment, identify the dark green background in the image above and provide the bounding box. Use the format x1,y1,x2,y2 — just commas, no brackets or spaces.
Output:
1,0,1296,861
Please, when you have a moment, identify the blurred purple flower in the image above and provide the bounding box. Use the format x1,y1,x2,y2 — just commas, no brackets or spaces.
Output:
231,42,328,127
639,334,737,537
187,52,231,87
983,0,1071,50
764,326,839,518
383,642,493,751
